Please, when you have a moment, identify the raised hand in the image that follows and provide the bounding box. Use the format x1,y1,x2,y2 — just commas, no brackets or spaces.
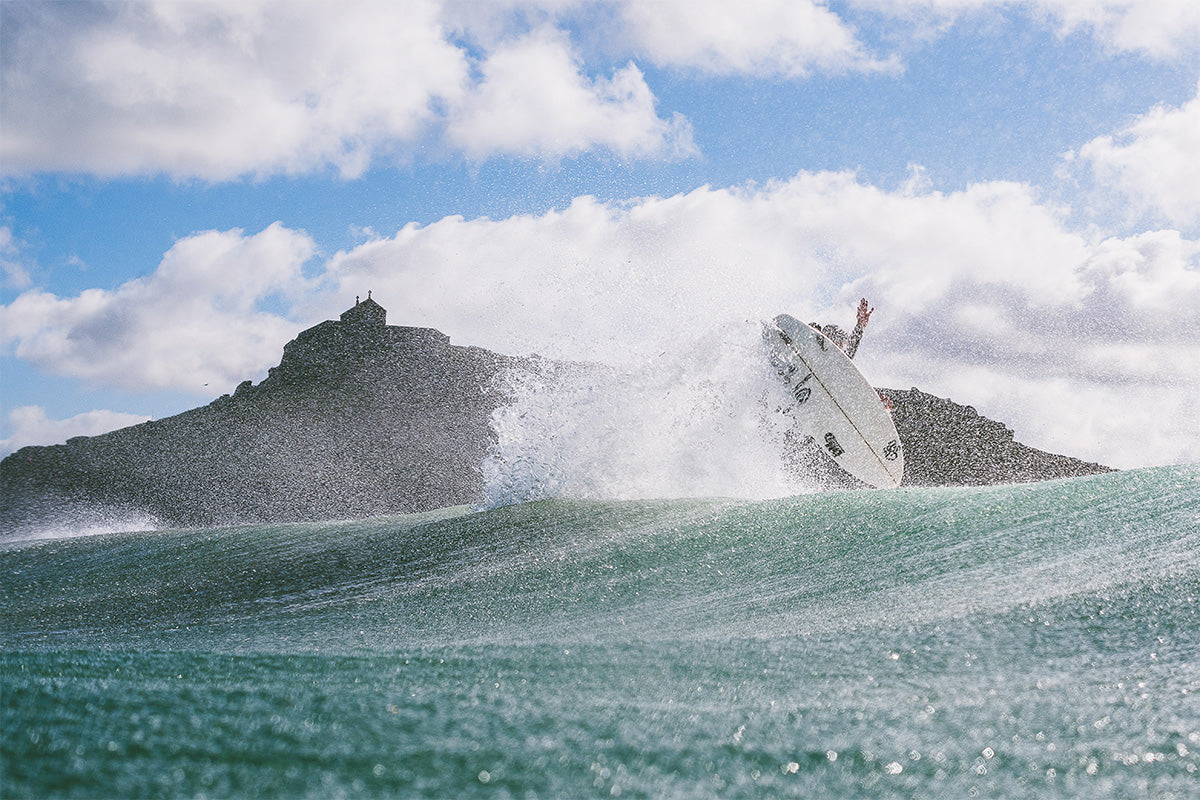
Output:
857,298,874,328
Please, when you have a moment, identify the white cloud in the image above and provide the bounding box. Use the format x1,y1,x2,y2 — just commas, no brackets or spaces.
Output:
614,0,893,76
1070,81,1200,228
0,0,696,179
322,172,1200,468
855,0,1200,58
1,0,468,179
0,406,152,456
1034,0,1200,57
438,0,891,77
0,223,315,392
446,26,696,160
341,175,994,362
0,226,32,289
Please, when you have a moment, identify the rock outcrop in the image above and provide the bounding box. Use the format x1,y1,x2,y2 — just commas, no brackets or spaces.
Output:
1,301,1111,532
1,300,516,530
881,387,1111,486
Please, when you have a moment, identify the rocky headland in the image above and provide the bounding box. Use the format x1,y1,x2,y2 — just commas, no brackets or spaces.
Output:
1,299,1111,532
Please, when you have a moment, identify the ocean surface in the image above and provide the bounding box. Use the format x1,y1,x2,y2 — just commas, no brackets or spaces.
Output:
2,465,1198,798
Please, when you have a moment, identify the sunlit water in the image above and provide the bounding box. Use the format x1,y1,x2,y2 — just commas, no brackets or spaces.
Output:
3,465,1198,798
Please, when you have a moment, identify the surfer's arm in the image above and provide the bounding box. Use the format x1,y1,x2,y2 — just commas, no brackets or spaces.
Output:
846,325,864,359
845,298,872,359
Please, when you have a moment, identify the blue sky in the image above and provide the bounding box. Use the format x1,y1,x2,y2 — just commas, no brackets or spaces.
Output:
3,0,1200,470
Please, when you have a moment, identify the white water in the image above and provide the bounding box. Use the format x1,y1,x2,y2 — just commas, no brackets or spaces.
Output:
0,506,162,547
482,321,816,507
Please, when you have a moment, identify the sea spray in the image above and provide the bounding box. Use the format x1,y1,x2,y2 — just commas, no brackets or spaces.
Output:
0,500,161,545
482,321,813,507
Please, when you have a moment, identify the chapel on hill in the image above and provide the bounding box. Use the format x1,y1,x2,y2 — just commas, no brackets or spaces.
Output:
273,293,450,379
341,292,386,326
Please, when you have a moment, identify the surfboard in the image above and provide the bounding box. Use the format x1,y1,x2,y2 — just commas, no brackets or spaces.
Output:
764,313,904,488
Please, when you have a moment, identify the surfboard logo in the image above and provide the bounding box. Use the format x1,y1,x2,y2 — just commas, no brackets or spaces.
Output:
789,372,812,404
772,353,814,405
824,432,845,457
884,439,900,461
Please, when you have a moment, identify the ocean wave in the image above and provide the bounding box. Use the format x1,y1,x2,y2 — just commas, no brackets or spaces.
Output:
3,466,1196,654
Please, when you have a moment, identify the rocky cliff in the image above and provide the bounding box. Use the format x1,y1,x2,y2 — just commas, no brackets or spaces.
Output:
2,305,517,531
880,387,1110,486
1,305,1111,532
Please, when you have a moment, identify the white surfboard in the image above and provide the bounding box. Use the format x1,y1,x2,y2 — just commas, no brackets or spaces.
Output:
764,313,904,488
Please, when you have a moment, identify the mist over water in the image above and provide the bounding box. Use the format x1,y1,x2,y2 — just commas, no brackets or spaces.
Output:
483,321,811,507
0,503,161,547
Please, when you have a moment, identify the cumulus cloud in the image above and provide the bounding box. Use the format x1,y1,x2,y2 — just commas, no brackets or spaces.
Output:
1032,0,1200,57
0,0,695,179
0,223,315,392
3,174,1197,468
321,172,1199,468
614,0,892,76
446,26,695,160
855,0,1200,58
324,173,1094,362
1070,81,1200,228
0,406,152,456
0,0,471,179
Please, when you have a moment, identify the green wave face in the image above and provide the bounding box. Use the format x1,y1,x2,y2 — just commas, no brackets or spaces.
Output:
3,466,1199,798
